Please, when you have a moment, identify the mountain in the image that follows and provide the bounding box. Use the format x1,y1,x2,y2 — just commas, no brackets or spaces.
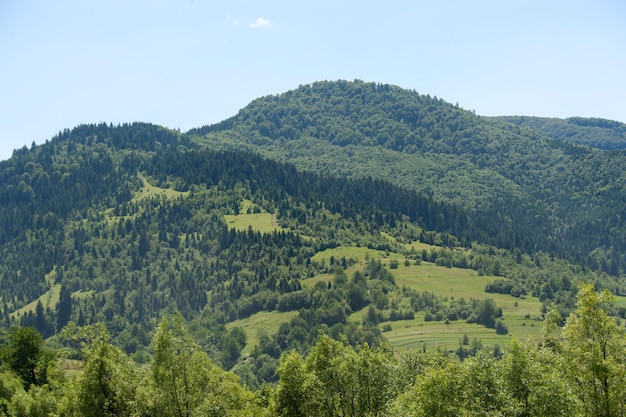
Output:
188,80,626,273
2,80,626,415
1,81,626,389
2,121,515,365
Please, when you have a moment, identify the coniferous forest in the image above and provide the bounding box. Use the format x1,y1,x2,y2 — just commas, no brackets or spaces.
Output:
2,80,626,416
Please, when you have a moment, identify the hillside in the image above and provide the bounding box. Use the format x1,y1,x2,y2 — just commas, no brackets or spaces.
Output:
0,121,563,381
494,115,626,150
1,82,626,392
188,80,626,274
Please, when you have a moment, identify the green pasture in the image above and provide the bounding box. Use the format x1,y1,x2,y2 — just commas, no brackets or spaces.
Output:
225,310,299,355
613,295,626,308
305,245,544,351
133,174,189,202
102,174,189,225
380,313,537,352
224,199,284,234
11,283,61,319
311,246,396,264
10,269,60,318
387,262,543,350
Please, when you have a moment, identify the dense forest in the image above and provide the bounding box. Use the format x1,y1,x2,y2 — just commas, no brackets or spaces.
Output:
494,115,626,150
191,80,626,274
1,80,626,415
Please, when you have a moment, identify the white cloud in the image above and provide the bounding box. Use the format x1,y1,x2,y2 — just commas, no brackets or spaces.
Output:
249,16,272,29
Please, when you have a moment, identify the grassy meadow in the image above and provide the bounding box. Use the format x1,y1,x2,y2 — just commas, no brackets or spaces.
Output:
308,245,544,352
11,283,61,319
225,310,299,355
224,199,284,234
133,173,189,202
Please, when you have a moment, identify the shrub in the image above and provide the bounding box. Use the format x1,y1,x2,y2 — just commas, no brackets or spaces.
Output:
494,319,509,335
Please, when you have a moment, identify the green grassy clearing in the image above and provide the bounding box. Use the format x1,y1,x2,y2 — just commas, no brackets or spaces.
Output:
225,310,299,355
72,290,95,300
102,174,189,225
224,199,284,234
613,295,626,308
381,313,531,352
311,246,394,264
11,283,61,319
10,270,60,318
387,262,543,350
133,173,189,202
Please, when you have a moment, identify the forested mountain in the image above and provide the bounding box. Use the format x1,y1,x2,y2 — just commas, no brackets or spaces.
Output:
2,121,543,376
494,115,626,150
1,81,626,415
189,80,626,274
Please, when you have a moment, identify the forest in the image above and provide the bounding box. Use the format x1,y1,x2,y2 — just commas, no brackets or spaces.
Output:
194,80,626,272
1,80,626,415
1,284,625,416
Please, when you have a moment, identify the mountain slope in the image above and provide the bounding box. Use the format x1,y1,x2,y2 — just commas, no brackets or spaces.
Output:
188,80,626,272
4,122,535,368
494,115,626,150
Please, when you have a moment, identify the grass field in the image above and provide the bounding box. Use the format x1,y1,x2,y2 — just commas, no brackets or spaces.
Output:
224,199,285,234
385,261,543,351
306,245,544,352
225,310,299,355
133,174,189,202
311,246,390,264
613,295,626,308
11,283,61,319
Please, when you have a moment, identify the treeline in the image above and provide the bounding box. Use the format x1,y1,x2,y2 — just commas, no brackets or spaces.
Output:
1,284,624,416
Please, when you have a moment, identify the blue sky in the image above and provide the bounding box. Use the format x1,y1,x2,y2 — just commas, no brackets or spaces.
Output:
1,0,625,161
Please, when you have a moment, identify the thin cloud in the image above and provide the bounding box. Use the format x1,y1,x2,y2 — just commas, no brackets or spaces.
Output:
249,16,272,29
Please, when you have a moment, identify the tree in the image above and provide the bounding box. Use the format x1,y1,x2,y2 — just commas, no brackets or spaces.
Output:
460,350,508,416
274,350,309,417
503,339,580,417
390,359,463,417
56,284,73,332
478,298,499,328
494,318,509,335
60,323,140,417
275,334,397,417
0,327,54,390
146,316,254,417
6,383,62,417
562,283,626,417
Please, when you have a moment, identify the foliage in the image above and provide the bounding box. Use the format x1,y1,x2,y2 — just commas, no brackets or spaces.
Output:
0,285,624,416
274,334,398,417
561,284,626,416
0,327,55,390
145,316,254,417
2,82,626,415
0,122,532,365
61,323,141,417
